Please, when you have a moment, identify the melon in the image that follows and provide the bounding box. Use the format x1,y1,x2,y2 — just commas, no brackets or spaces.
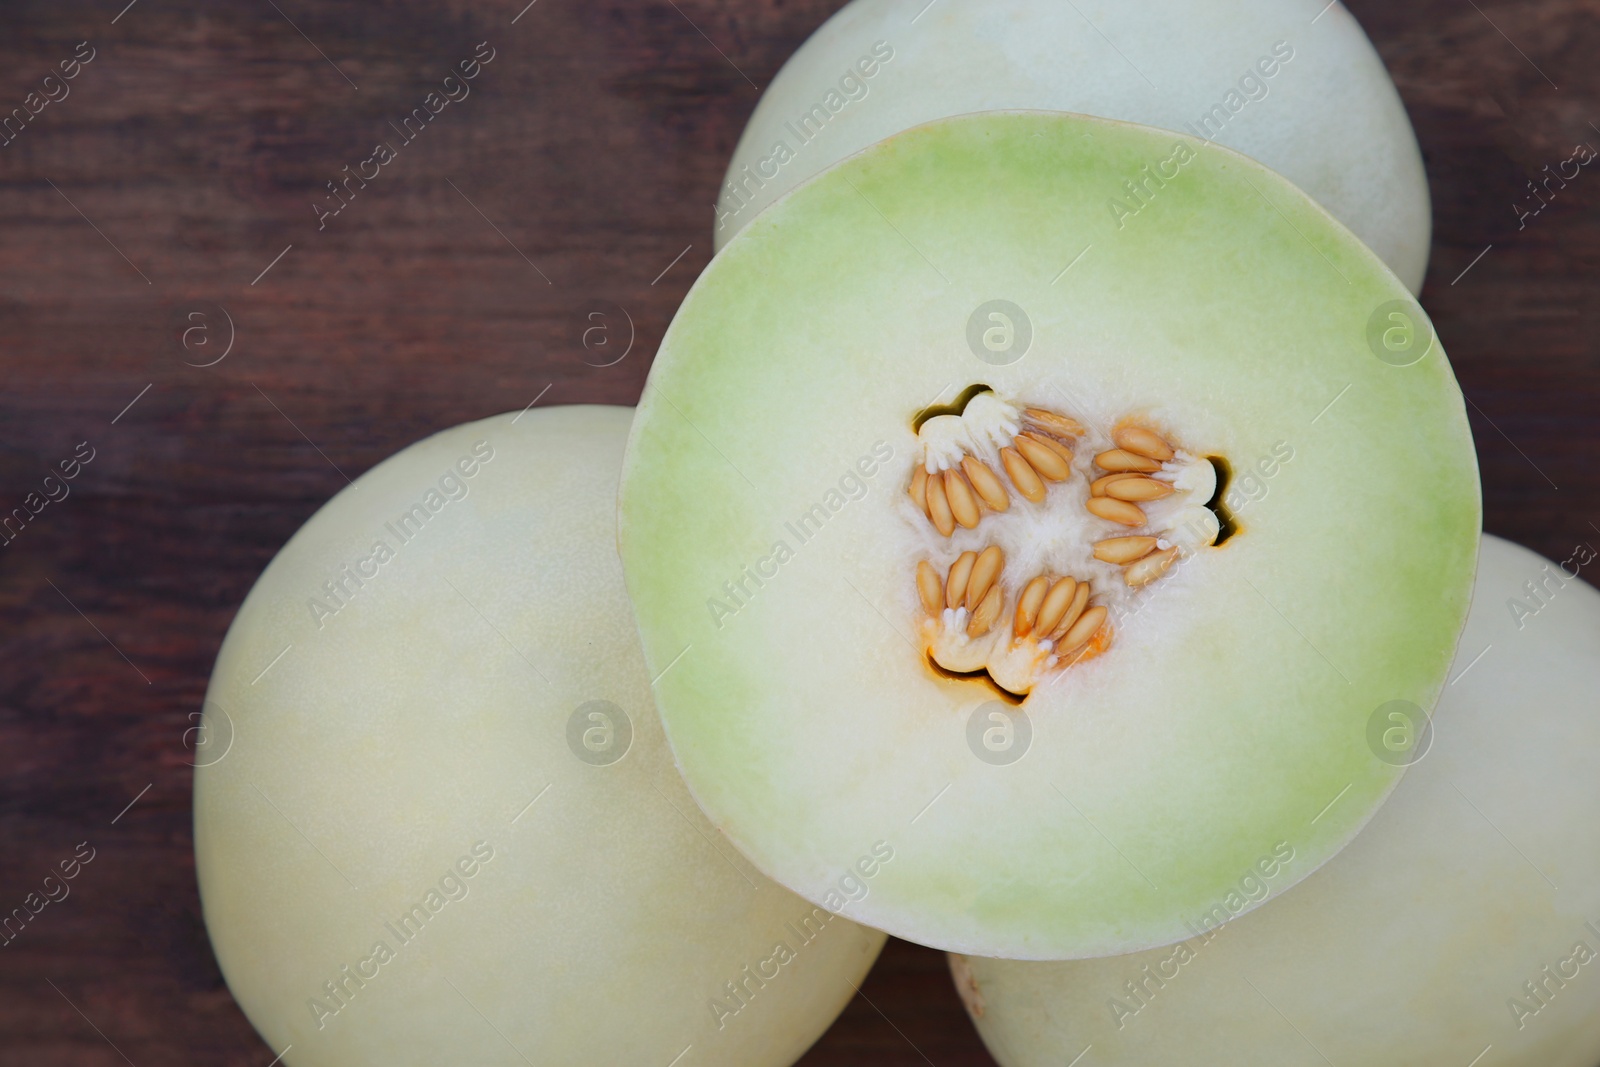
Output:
193,407,884,1067
952,533,1600,1066
716,0,1432,293
619,111,1479,959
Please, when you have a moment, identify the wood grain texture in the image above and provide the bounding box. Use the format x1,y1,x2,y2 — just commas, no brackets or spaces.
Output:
1,1,1597,1064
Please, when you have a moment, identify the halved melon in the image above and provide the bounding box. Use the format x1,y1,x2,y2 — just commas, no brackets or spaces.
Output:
194,407,884,1067
715,0,1432,292
619,111,1479,959
953,534,1600,1066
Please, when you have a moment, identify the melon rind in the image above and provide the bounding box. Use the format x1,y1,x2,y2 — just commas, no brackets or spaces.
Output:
714,0,1432,293
619,112,1479,959
956,534,1600,1066
194,407,885,1067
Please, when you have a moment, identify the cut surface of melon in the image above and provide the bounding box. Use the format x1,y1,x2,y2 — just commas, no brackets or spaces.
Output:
193,406,884,1067
954,534,1600,1067
714,0,1432,293
619,111,1479,959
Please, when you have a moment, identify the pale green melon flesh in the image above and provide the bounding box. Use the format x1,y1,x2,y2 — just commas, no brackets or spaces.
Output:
714,0,1432,293
619,112,1479,959
193,407,884,1067
956,534,1600,1067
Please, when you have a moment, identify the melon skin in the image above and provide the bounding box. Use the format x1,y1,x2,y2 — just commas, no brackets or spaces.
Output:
620,111,1480,961
193,406,884,1067
715,0,1431,293
954,533,1600,1067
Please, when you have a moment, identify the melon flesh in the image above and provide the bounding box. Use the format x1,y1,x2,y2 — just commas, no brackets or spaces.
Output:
193,406,884,1067
715,0,1431,293
619,111,1479,960
954,534,1600,1067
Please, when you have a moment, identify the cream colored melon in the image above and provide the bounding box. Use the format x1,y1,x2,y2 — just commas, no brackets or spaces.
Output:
621,111,1479,960
194,406,884,1067
716,0,1431,292
955,534,1600,1066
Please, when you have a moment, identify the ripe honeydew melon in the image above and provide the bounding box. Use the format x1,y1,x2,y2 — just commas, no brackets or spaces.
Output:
193,407,884,1067
619,111,1479,959
952,533,1600,1066
716,0,1432,293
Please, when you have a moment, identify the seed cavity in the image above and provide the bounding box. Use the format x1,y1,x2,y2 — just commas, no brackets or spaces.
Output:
918,553,1110,695
910,396,1086,535
908,395,1224,695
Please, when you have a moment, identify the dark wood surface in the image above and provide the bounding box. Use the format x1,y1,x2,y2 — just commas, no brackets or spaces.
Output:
2,1,1599,1063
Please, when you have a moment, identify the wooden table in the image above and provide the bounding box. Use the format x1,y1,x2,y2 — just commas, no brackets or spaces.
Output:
2,1,1597,1063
